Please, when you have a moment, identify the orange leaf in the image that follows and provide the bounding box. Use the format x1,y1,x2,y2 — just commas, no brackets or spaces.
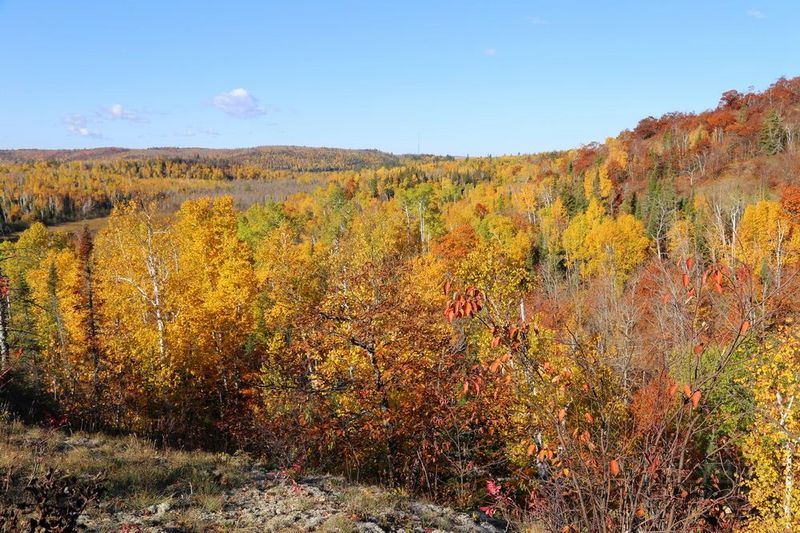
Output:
648,455,662,476
463,381,469,394
584,412,594,423
491,336,501,348
558,408,566,422
527,443,537,457
610,459,620,476
443,279,452,295
537,449,547,461
740,320,751,335
683,384,692,398
693,344,703,354
682,273,690,288
666,383,677,397
686,257,695,270
690,390,701,408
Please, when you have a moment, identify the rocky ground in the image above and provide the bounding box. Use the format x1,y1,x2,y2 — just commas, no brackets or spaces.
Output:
81,471,503,532
0,420,503,532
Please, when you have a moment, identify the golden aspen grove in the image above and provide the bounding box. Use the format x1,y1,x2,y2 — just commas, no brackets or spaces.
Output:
2,76,800,531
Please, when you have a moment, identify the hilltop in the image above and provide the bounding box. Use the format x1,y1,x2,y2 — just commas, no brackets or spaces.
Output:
3,76,800,531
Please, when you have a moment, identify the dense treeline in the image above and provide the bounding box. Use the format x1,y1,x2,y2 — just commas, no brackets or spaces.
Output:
2,77,800,531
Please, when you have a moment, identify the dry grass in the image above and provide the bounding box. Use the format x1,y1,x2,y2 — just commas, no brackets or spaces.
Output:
318,513,357,532
0,416,249,515
337,485,406,519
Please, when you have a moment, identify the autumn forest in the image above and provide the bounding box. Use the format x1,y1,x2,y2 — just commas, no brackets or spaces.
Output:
3,77,800,531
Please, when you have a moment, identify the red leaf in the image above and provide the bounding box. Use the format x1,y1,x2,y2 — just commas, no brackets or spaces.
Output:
486,479,501,496
686,257,695,270
682,273,690,288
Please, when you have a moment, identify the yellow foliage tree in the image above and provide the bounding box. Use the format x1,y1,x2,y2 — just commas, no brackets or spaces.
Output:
95,201,174,395
171,196,257,393
743,328,800,532
736,199,800,278
26,248,82,400
563,198,649,284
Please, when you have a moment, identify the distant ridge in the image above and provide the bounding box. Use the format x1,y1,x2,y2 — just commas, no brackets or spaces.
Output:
0,145,404,172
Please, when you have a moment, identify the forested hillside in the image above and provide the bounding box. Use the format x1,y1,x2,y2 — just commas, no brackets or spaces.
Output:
2,76,800,531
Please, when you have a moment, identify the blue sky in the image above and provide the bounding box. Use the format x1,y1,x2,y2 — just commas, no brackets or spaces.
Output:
0,1,797,155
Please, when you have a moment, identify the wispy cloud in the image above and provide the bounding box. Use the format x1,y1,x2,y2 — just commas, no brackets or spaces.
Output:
63,102,149,137
63,114,101,138
180,127,220,137
746,9,766,18
526,15,548,25
212,88,266,118
483,48,497,57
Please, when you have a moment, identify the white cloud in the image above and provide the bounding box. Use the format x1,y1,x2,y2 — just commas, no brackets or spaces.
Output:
526,15,548,25
746,9,765,18
483,48,497,57
212,88,266,118
104,103,142,121
64,114,101,138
